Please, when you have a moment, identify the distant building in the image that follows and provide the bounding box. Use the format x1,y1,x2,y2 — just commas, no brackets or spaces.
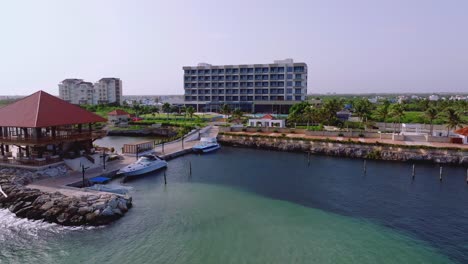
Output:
58,79,94,105
107,109,130,127
93,78,123,105
58,78,122,105
183,59,308,113
429,94,440,101
336,110,352,121
248,114,285,128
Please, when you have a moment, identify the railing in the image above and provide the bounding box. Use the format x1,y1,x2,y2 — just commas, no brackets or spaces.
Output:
0,130,107,145
0,156,62,167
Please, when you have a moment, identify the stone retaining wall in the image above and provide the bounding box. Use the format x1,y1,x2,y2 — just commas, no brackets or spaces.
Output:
0,168,132,226
218,134,467,165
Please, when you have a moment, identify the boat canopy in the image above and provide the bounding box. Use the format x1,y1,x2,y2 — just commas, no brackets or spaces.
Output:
200,137,217,143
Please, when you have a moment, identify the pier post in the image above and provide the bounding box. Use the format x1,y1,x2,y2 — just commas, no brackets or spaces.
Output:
307,152,310,167
164,170,167,185
182,135,184,149
162,142,164,154
466,168,468,184
439,166,443,181
363,160,367,174
412,164,415,179
189,161,192,175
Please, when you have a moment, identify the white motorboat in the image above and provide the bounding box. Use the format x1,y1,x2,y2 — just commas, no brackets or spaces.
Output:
117,154,167,179
192,137,220,153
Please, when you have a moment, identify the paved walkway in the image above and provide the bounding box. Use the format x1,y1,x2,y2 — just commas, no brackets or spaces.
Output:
154,126,219,156
228,131,468,149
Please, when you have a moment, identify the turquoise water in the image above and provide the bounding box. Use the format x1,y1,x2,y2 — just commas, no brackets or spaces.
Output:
1,146,467,263
0,184,453,264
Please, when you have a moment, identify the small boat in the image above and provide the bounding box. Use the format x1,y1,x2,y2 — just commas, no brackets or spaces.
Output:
117,154,167,179
192,137,220,153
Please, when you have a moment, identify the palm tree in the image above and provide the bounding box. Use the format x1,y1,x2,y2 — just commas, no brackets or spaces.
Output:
220,104,232,119
186,106,195,119
322,99,343,125
232,108,243,120
354,99,372,129
443,108,463,137
162,103,171,120
425,107,438,135
375,100,390,130
389,104,405,132
303,106,319,129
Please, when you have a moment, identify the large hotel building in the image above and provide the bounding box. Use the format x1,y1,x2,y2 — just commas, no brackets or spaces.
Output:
183,59,307,113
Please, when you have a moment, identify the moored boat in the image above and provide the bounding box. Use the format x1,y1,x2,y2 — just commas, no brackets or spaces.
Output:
192,137,220,153
117,154,167,180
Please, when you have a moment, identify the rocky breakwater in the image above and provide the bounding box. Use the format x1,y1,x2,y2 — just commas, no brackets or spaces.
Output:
218,134,468,165
0,168,132,226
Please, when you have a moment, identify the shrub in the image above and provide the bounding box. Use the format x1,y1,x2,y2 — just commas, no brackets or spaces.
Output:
338,133,344,137
358,133,365,138
256,128,262,132
281,133,286,137
273,129,279,133
242,128,247,132
290,130,295,134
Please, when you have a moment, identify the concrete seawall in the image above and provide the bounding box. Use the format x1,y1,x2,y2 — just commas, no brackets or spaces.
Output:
218,134,468,165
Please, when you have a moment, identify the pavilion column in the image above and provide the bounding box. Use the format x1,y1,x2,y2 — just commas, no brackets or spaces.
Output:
26,146,30,157
51,127,56,138
5,145,9,152
53,144,57,155
35,128,41,139
1,144,4,156
78,124,82,133
22,128,28,138
0,126,3,137
18,147,22,158
88,123,92,132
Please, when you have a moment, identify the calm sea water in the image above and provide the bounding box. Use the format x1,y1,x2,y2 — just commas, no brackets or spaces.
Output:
1,146,467,264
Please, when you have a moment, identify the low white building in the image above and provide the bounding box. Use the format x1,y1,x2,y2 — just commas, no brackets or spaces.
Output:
108,109,130,127
429,94,440,101
248,114,285,128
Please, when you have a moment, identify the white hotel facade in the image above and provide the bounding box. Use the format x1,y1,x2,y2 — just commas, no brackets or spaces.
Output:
183,59,307,113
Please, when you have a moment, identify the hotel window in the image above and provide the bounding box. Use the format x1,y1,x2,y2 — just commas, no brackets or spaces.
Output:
211,69,218,74
295,96,302,100
287,67,293,72
295,81,302,86
295,74,302,79
287,74,293,79
286,96,293,100
219,69,224,74
247,68,254,74
226,69,232,74
287,88,293,94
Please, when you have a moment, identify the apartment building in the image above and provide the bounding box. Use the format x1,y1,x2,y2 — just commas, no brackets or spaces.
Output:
183,59,307,113
93,78,123,105
58,79,94,105
58,78,122,105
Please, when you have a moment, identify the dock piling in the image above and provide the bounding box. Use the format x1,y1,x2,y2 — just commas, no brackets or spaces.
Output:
363,160,367,174
307,152,310,167
189,161,192,176
439,166,443,181
412,164,415,179
466,168,468,184
164,170,167,185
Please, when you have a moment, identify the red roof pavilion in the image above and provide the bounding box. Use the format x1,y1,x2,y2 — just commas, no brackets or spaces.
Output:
260,114,275,120
108,109,130,116
0,90,106,128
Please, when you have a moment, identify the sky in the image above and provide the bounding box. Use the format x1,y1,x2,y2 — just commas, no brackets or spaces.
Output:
0,0,467,96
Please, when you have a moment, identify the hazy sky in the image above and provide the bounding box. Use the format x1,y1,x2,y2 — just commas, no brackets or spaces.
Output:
0,0,467,95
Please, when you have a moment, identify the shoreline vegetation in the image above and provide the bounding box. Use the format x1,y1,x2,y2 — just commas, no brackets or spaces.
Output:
218,132,467,165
